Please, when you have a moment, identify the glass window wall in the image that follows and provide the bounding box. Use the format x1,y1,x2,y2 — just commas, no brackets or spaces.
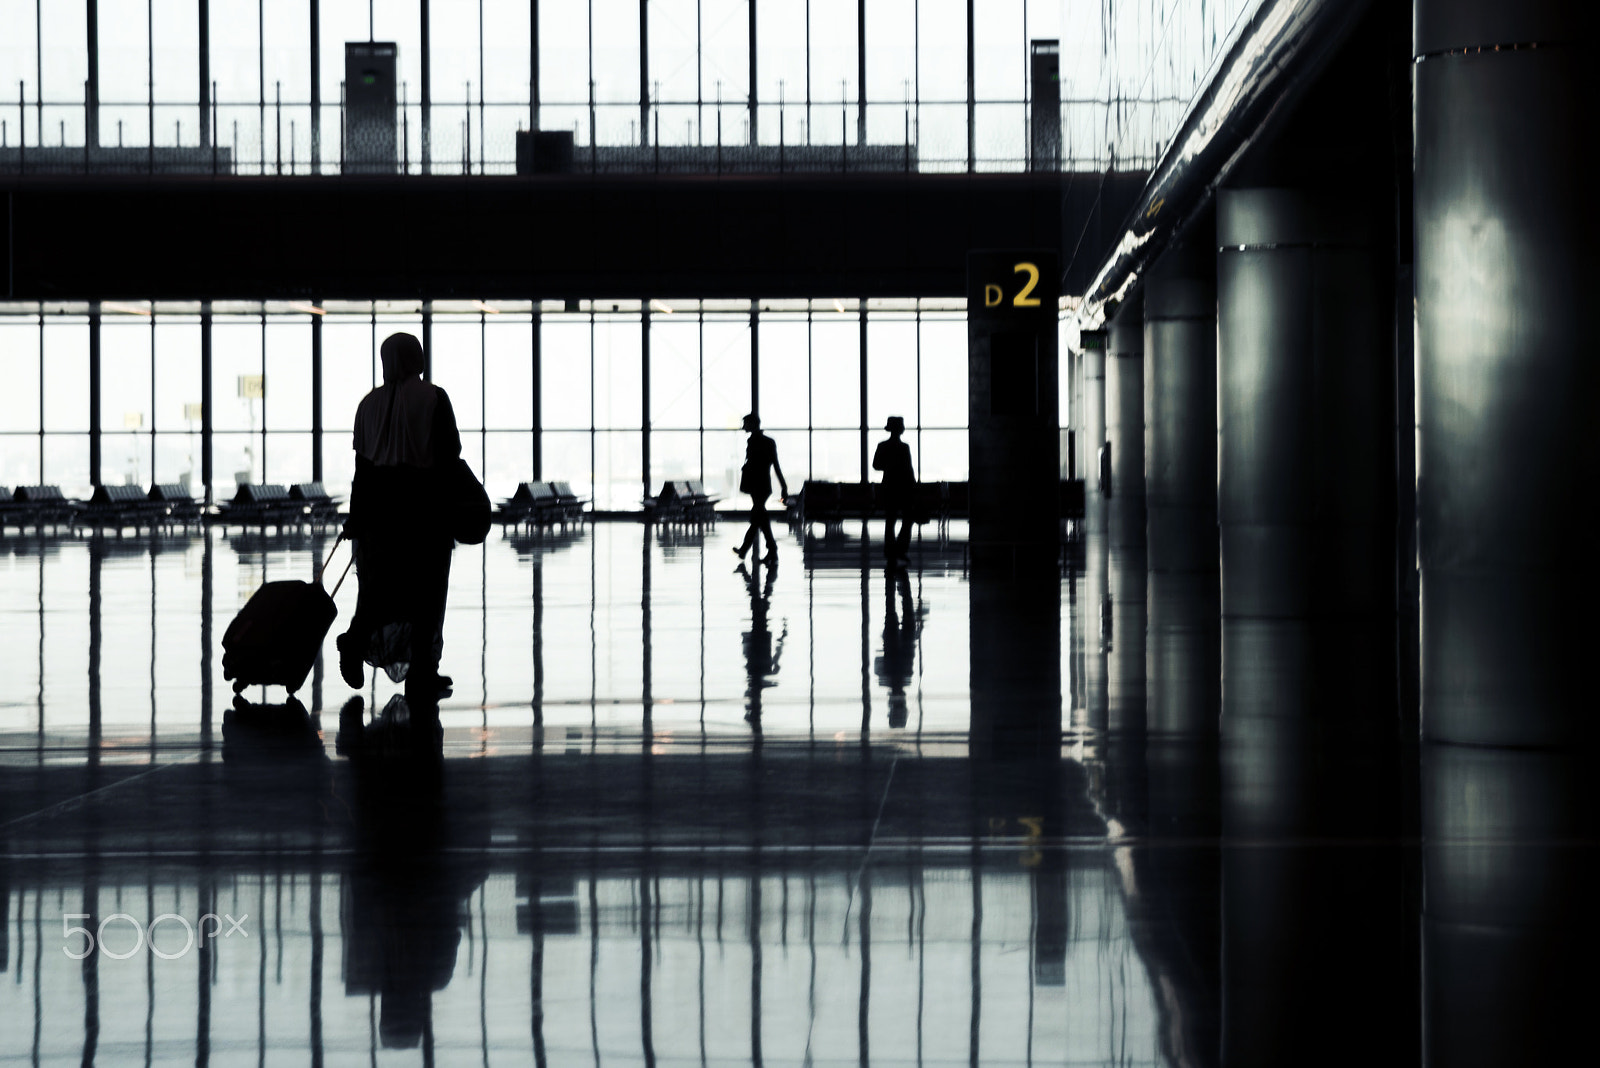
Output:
0,297,1033,509
1,0,1253,175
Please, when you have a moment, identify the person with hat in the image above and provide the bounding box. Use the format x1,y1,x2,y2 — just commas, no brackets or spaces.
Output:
734,413,788,566
873,415,917,565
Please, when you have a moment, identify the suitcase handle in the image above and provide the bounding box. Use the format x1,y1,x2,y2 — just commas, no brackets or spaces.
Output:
317,533,356,598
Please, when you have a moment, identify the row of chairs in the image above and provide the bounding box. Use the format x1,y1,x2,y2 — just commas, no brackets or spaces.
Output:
795,479,1088,538
642,481,720,528
794,480,969,535
497,481,588,533
1,483,204,535
214,483,343,532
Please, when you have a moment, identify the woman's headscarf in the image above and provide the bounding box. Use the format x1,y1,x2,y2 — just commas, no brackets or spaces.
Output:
355,332,440,466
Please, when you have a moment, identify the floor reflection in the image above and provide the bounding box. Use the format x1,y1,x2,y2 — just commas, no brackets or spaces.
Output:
0,525,1593,1065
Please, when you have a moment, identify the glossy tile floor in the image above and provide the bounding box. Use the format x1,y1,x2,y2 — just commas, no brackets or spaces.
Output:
0,522,1593,1066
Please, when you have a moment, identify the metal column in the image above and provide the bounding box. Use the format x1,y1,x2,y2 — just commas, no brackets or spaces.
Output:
1105,303,1144,548
1143,232,1219,737
1415,1,1592,748
88,302,101,486
310,303,323,481
1216,188,1393,695
1417,3,1593,1062
200,301,213,504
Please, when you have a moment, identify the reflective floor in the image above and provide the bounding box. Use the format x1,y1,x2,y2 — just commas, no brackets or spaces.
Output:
0,523,1593,1066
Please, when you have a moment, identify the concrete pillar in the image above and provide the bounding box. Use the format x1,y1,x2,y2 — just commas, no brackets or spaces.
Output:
1079,331,1106,530
1144,233,1219,738
1417,4,1596,1062
1215,187,1409,1064
1415,0,1593,747
1144,244,1216,576
1104,304,1144,548
1216,188,1394,722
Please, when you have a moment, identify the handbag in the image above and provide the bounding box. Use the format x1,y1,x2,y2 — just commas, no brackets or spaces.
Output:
447,457,492,544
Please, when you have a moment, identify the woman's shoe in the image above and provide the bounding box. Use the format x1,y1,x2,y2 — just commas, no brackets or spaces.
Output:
336,632,364,689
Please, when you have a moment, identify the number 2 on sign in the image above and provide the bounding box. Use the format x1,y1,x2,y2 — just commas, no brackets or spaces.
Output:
983,262,1043,307
1012,262,1041,306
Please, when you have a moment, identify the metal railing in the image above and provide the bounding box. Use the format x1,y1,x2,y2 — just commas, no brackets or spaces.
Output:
0,84,1191,178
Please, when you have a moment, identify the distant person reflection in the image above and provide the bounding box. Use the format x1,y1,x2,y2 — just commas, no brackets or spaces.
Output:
872,416,916,567
738,563,786,730
874,570,926,728
337,332,461,717
733,414,788,568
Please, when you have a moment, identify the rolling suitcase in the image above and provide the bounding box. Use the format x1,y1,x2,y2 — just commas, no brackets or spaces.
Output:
222,535,354,695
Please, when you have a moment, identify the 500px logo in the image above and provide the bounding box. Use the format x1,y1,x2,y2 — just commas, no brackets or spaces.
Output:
62,913,249,960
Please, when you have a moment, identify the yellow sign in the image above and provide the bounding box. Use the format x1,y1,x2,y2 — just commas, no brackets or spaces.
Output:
237,375,264,400
183,403,204,421
123,411,144,429
1011,262,1041,306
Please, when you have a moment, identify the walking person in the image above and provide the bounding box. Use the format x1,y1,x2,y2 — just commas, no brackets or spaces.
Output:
336,332,461,717
873,416,917,566
734,413,788,567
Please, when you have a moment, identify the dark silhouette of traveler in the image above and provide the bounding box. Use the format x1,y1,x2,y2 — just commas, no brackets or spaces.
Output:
738,562,785,730
1098,439,1113,497
872,416,917,566
874,569,926,728
336,332,461,722
734,413,788,567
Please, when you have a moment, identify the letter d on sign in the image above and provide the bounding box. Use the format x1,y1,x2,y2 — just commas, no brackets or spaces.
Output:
984,284,1003,307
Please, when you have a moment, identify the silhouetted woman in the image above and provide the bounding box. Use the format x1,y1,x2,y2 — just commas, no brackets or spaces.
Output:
337,332,461,709
873,415,917,565
734,413,788,567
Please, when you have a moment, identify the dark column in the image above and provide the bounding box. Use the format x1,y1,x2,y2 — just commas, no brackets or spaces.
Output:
530,0,540,130
420,0,431,173
1104,302,1144,548
86,0,99,147
968,250,1061,756
641,306,651,500
857,304,867,484
1416,4,1594,1062
1106,306,1148,735
1144,229,1219,738
1215,187,1407,1064
421,300,433,380
1144,236,1215,574
200,301,213,504
1217,188,1393,717
531,307,542,479
1415,2,1591,748
622,0,645,152
1078,330,1105,531
198,0,211,148
746,0,756,146
309,0,319,167
88,302,101,486
310,304,323,481
964,0,974,172
856,0,866,147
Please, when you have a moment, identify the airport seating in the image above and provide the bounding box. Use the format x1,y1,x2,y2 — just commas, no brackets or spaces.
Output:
547,482,589,524
643,480,719,528
289,482,342,531
3,485,81,534
74,483,162,534
796,480,967,533
498,481,586,533
215,483,297,530
148,483,203,531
